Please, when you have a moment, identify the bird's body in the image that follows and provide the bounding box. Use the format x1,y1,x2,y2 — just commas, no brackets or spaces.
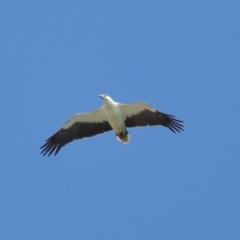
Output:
99,96,130,143
40,95,184,156
102,98,125,133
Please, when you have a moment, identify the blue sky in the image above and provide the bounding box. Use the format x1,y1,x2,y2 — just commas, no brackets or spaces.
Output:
0,1,239,239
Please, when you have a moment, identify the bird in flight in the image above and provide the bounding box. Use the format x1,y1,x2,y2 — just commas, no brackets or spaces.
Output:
40,95,184,156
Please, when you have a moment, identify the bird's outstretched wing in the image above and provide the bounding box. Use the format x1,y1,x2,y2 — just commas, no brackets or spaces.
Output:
40,109,112,156
119,102,184,133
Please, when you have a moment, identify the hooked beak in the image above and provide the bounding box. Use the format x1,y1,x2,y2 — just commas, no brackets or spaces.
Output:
99,94,104,99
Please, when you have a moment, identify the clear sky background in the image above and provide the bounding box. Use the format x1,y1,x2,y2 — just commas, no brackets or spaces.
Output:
0,1,239,239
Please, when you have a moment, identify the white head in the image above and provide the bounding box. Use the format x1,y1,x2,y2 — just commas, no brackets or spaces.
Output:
99,94,114,104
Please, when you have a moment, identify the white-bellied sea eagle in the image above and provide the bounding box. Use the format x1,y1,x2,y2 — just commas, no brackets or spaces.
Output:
40,95,184,156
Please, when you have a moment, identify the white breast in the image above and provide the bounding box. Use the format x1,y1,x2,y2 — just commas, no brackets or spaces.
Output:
104,103,125,133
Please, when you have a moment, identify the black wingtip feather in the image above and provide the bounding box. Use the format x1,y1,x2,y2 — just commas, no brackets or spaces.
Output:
40,133,62,157
165,114,184,133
